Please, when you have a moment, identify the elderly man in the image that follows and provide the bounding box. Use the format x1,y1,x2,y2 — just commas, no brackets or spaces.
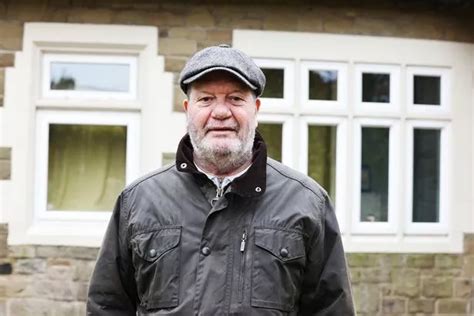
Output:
87,44,355,315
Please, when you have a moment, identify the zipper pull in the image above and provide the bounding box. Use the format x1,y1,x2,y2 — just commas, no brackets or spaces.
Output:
240,230,247,252
215,186,224,199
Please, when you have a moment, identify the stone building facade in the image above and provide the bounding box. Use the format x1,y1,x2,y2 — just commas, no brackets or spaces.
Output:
0,1,473,315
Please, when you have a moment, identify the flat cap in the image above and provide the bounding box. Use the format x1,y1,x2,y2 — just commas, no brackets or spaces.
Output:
179,44,266,96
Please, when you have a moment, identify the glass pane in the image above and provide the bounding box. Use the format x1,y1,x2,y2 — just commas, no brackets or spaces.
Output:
361,127,389,222
50,62,130,92
308,125,337,200
257,123,282,162
414,75,441,105
362,73,390,103
309,70,338,101
260,68,284,99
413,129,440,222
47,124,127,211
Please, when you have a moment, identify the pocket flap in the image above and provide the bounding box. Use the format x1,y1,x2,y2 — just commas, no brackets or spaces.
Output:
254,227,305,262
131,227,181,262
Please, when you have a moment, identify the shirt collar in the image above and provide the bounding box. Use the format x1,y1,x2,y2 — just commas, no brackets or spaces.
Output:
175,131,267,197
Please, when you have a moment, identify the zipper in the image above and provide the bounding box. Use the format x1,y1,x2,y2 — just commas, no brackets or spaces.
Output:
238,229,247,303
211,182,225,206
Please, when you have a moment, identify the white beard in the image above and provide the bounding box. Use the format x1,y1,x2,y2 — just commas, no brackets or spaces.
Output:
188,119,256,174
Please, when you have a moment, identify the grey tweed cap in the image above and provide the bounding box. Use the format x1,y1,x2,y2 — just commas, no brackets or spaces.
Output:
179,44,266,96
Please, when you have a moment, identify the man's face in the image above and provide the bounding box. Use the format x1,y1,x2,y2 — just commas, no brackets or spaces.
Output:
183,71,260,170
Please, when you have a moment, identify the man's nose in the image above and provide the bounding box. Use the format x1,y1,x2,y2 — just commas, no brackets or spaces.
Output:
211,99,232,119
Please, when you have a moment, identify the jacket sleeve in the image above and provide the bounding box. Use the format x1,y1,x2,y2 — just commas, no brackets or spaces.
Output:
299,195,355,316
87,193,138,315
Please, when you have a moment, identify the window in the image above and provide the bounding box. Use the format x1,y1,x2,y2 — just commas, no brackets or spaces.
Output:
234,30,470,253
3,23,172,246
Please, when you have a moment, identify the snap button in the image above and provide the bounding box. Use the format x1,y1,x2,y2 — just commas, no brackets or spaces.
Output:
218,44,230,48
180,162,187,169
280,248,289,258
149,248,157,258
201,246,211,256
255,186,262,193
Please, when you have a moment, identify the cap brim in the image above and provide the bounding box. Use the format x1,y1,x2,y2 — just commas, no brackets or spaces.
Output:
182,67,257,91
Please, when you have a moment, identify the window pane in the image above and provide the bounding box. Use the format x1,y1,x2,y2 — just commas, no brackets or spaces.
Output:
257,123,282,162
362,73,390,103
308,125,337,200
50,62,130,92
260,68,284,98
413,129,440,222
309,70,338,101
162,153,176,166
361,127,389,222
414,75,441,105
47,124,126,211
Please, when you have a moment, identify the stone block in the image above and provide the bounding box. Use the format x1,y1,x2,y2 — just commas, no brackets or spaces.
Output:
453,278,472,298
463,255,474,278
1,274,29,297
352,17,400,37
464,234,474,254
352,284,379,313
14,259,47,275
0,21,23,50
296,10,324,33
349,269,361,283
263,11,298,31
9,246,36,258
0,69,4,93
184,8,215,28
36,246,99,260
0,147,11,160
436,298,469,314
347,253,377,267
359,268,391,283
159,38,197,56
408,298,434,313
7,298,52,316
165,57,187,73
24,279,78,301
392,269,420,297
52,301,86,316
173,84,186,113
111,10,157,25
406,254,435,268
76,281,89,301
0,161,11,180
382,297,406,314
73,260,96,282
67,9,113,23
0,54,14,68
422,277,453,297
435,254,463,269
47,264,75,281
168,27,207,41
206,30,232,43
322,16,354,34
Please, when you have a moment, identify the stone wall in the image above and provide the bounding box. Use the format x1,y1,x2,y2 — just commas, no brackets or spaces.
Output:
0,223,471,315
0,1,473,315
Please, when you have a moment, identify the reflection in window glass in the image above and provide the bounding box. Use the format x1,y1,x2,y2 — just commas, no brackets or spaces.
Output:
260,68,284,99
47,124,126,211
308,125,337,200
309,70,338,101
361,127,389,222
414,75,441,105
413,129,440,222
257,123,282,162
362,73,390,103
50,62,130,92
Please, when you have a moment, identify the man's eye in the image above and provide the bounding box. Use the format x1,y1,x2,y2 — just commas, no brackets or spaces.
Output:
230,96,243,102
199,97,212,103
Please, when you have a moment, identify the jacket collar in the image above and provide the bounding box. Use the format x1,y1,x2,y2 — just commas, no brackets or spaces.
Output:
175,131,267,198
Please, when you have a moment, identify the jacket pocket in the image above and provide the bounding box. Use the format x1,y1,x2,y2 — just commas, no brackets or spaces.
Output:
251,227,306,312
131,226,181,310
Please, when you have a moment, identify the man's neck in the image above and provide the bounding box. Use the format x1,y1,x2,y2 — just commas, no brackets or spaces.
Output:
193,156,252,178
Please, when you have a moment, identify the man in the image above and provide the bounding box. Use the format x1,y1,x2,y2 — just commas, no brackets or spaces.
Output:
87,44,355,315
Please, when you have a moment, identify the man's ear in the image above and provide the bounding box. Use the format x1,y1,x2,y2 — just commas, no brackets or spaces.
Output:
183,99,189,112
255,98,261,112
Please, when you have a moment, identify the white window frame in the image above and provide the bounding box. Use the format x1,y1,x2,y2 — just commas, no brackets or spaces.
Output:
299,116,347,232
34,110,140,222
257,114,295,168
42,53,138,101
405,120,450,235
406,66,451,115
352,119,400,235
253,58,295,113
354,63,400,115
300,61,348,114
